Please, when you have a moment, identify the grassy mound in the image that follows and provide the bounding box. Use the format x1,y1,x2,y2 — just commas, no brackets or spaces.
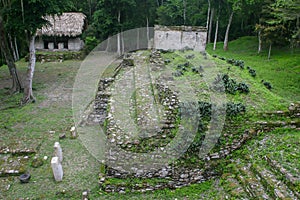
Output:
0,36,299,199
206,36,300,102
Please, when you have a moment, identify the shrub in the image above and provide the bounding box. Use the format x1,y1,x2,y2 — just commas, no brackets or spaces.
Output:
222,74,237,94
164,59,171,64
84,36,98,54
262,80,272,90
226,102,246,116
234,60,244,69
192,67,198,73
183,62,190,67
198,101,246,117
185,54,195,59
213,74,250,94
237,82,250,94
225,78,238,94
173,70,183,77
198,101,212,118
177,64,184,69
249,68,256,77
226,58,235,64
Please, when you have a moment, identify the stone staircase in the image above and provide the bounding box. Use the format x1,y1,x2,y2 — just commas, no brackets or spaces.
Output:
94,50,300,197
222,157,299,200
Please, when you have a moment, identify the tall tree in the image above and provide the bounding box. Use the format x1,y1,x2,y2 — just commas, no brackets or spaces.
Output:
208,7,215,43
92,0,136,41
223,8,233,51
270,0,300,48
7,0,74,104
156,0,185,25
255,0,296,58
0,0,22,94
213,2,221,50
0,15,22,93
223,0,264,50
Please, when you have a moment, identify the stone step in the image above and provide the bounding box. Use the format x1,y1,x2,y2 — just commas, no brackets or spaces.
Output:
259,102,300,119
255,120,300,128
234,162,272,199
221,174,250,200
251,164,298,200
264,156,300,191
264,156,300,198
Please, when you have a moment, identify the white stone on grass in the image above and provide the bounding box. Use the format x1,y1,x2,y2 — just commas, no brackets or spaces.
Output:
51,157,63,181
54,142,63,163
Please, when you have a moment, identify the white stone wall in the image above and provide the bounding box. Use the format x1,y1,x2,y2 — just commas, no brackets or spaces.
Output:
154,25,207,52
68,38,84,51
35,37,84,51
35,37,44,50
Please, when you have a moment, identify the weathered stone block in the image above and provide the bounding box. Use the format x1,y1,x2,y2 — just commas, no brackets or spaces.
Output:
54,142,63,163
48,42,54,50
51,157,63,181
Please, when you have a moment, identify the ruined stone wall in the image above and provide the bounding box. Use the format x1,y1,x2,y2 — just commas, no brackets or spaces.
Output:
154,25,207,52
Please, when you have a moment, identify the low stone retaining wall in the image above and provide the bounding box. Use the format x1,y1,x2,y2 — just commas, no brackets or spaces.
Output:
25,51,84,62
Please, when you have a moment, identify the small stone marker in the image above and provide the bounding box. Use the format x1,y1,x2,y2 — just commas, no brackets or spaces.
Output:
59,133,66,139
70,126,77,138
54,142,63,163
51,157,63,181
82,190,89,200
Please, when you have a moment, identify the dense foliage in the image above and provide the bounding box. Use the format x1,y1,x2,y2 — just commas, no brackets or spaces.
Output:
0,0,299,62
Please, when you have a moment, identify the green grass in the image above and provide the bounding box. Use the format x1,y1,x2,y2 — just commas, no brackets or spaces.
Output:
0,60,100,199
0,37,299,199
206,36,300,102
91,179,221,200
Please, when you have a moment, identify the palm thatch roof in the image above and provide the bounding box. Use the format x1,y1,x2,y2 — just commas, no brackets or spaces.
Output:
36,12,86,37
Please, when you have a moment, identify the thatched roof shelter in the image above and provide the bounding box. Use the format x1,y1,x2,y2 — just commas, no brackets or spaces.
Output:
36,12,86,37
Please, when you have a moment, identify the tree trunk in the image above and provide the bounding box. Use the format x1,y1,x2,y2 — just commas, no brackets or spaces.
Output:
117,10,121,55
146,17,149,42
22,34,36,104
121,31,124,54
21,0,25,23
136,28,140,49
183,0,186,25
213,3,220,51
213,17,219,51
14,36,19,60
258,30,262,54
268,43,272,60
0,16,22,94
223,11,234,51
88,0,92,19
208,8,214,43
296,15,299,30
206,0,211,43
8,34,17,61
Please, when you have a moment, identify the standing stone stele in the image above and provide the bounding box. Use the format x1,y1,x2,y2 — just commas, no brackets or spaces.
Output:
54,142,63,163
51,157,63,181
